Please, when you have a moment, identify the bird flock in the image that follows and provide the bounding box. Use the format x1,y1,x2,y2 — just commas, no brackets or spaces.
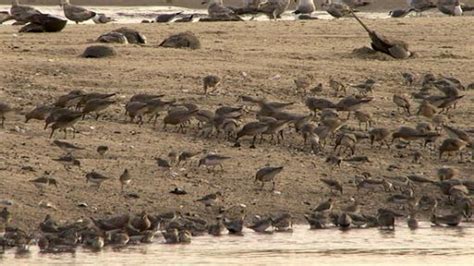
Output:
0,0,473,257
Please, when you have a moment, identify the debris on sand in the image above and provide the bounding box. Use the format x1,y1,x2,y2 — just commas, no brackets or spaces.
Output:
159,31,201,50
82,45,117,58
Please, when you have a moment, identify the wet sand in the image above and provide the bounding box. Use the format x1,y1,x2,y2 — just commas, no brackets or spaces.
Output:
0,17,473,230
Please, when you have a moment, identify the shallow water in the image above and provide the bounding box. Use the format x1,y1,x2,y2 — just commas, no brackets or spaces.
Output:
1,223,473,265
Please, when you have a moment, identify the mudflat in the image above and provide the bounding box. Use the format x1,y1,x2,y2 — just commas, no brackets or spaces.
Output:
0,17,473,229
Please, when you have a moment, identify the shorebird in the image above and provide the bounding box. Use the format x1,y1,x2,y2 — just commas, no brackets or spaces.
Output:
389,8,415,17
437,0,463,16
163,109,198,133
305,97,337,115
156,11,183,23
52,153,81,170
178,151,201,165
417,100,437,119
437,166,458,181
337,213,352,228
439,138,468,160
407,212,419,230
196,192,222,207
10,0,42,24
125,101,149,124
271,212,293,232
198,154,231,172
53,140,84,153
85,171,111,189
354,110,372,131
208,216,225,236
248,216,273,233
202,0,243,20
336,96,373,119
29,172,58,190
155,157,171,170
322,0,351,18
313,198,333,212
305,211,328,229
0,102,12,128
443,125,472,145
393,94,411,115
60,0,96,24
431,211,462,226
93,13,113,24
334,133,357,155
391,126,429,145
0,207,12,224
321,179,343,194
25,105,58,123
144,98,175,127
235,121,269,148
352,11,412,59
377,209,395,229
255,166,284,191
203,75,221,95
350,79,376,96
329,76,347,96
49,111,82,139
408,0,436,15
82,98,115,120
257,0,290,19
294,0,316,15
342,197,360,213
119,169,132,192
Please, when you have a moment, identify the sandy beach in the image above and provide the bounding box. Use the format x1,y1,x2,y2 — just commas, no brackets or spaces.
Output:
0,16,473,230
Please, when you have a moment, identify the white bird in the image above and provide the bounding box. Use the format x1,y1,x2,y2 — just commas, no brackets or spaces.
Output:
294,0,316,15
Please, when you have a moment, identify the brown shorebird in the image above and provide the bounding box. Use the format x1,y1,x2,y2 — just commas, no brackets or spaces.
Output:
25,105,58,123
305,97,336,115
334,133,357,156
196,192,222,207
391,126,430,145
377,209,395,229
52,139,84,153
85,171,111,189
443,125,472,145
49,111,82,138
336,96,373,119
125,101,149,125
60,0,96,24
255,166,284,191
369,127,391,148
248,216,273,233
354,110,372,131
313,198,333,212
0,102,12,128
198,154,231,172
329,76,347,96
163,109,198,133
144,99,175,127
119,169,132,192
203,75,221,95
29,172,58,190
439,138,468,160
417,100,437,118
350,79,376,96
393,94,411,115
437,166,458,181
82,98,115,120
321,179,343,194
236,121,269,148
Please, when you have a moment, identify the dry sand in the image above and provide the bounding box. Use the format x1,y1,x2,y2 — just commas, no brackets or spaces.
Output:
0,17,473,230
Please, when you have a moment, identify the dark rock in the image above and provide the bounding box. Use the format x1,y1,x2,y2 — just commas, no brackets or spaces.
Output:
159,31,200,50
82,45,117,58
112,27,147,44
